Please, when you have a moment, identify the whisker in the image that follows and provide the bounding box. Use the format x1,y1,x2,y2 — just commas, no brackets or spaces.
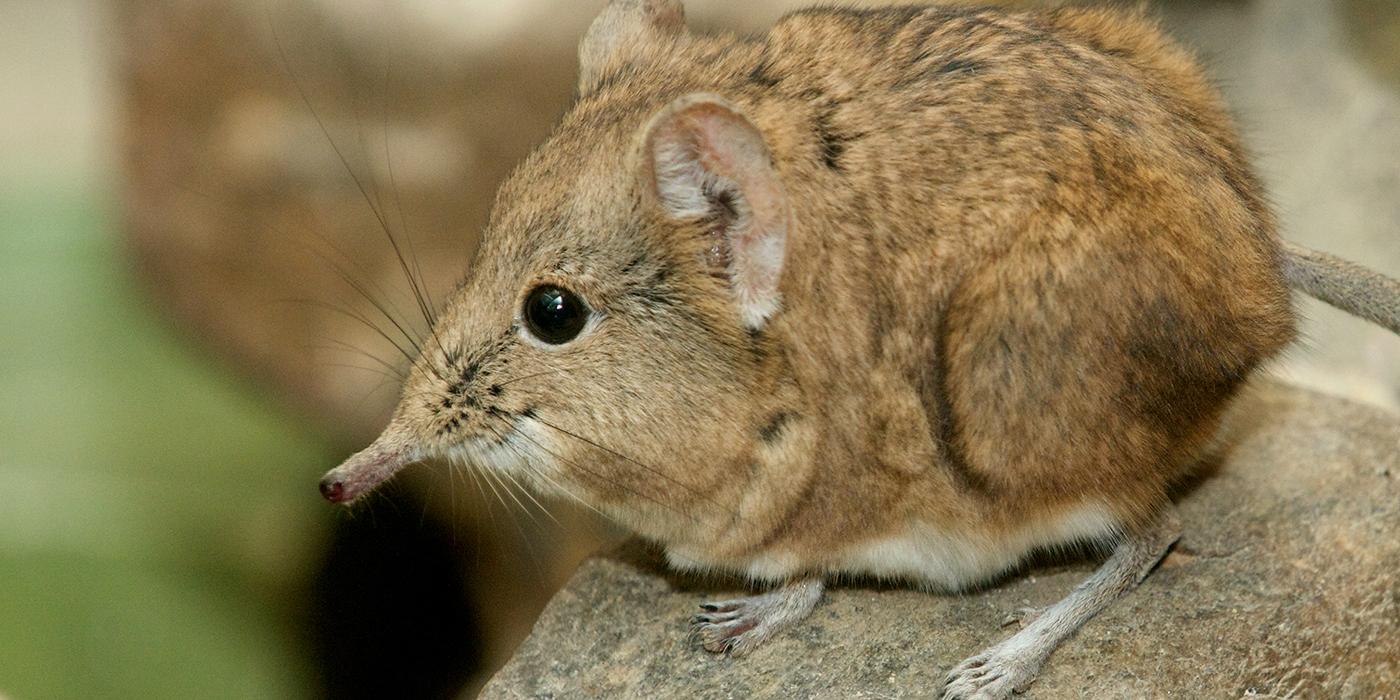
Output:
476,456,548,579
474,457,512,522
460,463,494,571
355,12,438,335
531,417,737,520
483,454,550,531
496,467,558,530
295,242,428,356
275,285,447,387
349,374,405,418
267,6,447,369
439,456,458,549
461,458,499,543
171,178,431,365
348,79,387,226
503,441,611,523
507,424,703,526
381,67,436,327
316,361,404,384
274,296,420,367
308,338,408,379
483,426,563,527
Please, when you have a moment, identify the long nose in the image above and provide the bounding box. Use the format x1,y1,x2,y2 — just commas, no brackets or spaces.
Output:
318,434,416,504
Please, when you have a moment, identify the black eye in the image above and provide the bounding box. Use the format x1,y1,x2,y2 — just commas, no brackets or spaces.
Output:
523,285,589,345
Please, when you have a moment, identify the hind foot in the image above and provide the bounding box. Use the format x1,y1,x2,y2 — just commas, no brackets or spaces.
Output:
942,507,1182,699
942,635,1047,699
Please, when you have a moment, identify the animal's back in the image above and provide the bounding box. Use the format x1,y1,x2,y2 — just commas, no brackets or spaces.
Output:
554,2,1296,550
705,5,1298,530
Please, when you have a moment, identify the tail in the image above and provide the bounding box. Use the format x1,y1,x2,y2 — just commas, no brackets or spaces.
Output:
1281,241,1400,336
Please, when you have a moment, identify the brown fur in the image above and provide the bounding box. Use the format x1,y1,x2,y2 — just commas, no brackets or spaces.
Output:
324,2,1298,587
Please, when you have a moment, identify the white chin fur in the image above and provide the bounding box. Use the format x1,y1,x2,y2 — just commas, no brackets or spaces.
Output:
445,421,562,491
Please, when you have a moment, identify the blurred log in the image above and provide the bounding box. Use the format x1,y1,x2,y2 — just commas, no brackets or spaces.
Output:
115,0,601,691
118,0,581,440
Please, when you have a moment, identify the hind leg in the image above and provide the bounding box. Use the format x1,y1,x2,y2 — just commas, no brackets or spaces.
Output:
941,507,1182,700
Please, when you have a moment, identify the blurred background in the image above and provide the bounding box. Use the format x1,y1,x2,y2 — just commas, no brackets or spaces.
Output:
1,0,1397,698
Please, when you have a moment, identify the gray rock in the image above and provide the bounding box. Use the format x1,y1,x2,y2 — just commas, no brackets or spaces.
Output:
481,382,1400,699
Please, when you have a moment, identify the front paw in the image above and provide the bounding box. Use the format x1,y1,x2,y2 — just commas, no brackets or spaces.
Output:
688,579,824,658
690,599,771,657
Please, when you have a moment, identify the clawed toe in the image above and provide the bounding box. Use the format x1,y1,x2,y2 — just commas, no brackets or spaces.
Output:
687,580,824,659
692,598,762,656
943,510,1181,698
691,611,761,656
691,599,752,635
699,600,743,614
941,642,1043,700
944,653,987,681
691,609,741,625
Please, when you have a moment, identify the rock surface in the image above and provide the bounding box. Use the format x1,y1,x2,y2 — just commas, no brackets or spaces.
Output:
481,382,1400,699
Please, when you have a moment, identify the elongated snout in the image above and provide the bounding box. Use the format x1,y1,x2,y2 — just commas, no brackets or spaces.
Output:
318,436,416,505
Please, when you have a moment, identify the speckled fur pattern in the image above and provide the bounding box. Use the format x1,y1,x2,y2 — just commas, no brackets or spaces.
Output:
505,1,1292,572
319,1,1325,693
298,2,1400,697
329,0,1301,581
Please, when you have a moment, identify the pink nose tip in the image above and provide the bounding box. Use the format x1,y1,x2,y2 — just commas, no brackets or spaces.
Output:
319,477,346,502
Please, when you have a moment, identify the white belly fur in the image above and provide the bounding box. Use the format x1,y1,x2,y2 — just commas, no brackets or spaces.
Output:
834,502,1122,590
664,502,1121,589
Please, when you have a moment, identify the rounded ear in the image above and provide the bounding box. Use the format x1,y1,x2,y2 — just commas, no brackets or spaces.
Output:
637,93,790,330
578,0,686,96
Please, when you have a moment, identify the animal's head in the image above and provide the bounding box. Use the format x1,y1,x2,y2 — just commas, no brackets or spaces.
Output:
318,0,794,540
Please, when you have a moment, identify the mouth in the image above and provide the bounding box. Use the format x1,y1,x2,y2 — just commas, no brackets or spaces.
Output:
318,441,416,505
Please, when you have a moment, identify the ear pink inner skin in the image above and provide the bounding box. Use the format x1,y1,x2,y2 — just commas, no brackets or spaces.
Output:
318,442,414,504
662,102,788,328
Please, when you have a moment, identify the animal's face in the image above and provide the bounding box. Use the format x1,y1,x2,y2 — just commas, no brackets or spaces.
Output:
380,141,761,524
319,0,791,541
